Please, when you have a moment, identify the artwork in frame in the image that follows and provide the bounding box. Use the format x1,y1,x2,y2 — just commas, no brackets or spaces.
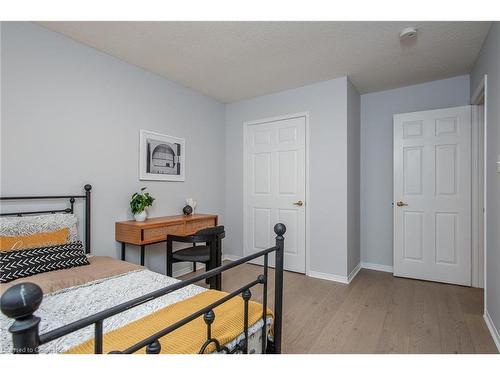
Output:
139,129,185,181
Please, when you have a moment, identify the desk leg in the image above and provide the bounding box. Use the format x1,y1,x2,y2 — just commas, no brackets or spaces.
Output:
121,243,126,261
140,245,145,266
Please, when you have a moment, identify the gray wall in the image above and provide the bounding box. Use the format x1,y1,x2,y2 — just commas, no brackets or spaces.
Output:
347,79,360,274
225,77,356,277
471,22,500,341
0,22,226,275
360,75,470,267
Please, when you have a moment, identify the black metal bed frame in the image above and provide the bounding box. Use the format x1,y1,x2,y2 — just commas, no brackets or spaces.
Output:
0,185,285,354
0,184,92,254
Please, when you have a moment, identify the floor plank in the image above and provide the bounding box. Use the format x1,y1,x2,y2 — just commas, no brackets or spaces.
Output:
376,275,414,353
434,283,475,353
408,280,442,353
180,263,498,354
340,271,392,353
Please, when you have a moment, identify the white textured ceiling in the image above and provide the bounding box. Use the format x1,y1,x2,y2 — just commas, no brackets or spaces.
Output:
38,21,491,103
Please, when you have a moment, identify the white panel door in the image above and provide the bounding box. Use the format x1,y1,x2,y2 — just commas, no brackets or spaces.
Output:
244,115,306,273
394,106,471,286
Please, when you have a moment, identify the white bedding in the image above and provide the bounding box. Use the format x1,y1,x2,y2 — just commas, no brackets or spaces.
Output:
0,269,270,354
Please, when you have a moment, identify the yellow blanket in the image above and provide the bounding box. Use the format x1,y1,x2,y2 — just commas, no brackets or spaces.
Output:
66,289,273,354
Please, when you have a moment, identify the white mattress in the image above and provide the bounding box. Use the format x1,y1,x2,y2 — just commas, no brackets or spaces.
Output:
0,269,270,354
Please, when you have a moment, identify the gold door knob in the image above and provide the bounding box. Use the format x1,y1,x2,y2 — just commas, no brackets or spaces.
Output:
293,200,304,207
396,201,408,207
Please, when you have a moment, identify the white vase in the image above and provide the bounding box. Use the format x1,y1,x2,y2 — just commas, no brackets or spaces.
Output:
134,211,147,222
186,198,197,214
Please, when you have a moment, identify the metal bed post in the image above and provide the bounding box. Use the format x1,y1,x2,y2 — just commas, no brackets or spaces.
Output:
0,283,43,354
94,320,103,354
241,289,251,354
272,223,286,354
261,252,269,353
84,184,92,254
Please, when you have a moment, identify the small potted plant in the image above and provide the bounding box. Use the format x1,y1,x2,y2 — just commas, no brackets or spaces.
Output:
130,187,155,221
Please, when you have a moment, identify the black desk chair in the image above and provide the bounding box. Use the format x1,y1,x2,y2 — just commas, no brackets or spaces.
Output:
166,226,225,290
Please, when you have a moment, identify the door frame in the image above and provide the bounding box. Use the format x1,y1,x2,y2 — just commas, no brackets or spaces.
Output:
471,75,488,304
242,112,310,274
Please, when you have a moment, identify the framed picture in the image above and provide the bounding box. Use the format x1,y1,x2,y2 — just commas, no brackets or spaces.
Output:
139,129,185,181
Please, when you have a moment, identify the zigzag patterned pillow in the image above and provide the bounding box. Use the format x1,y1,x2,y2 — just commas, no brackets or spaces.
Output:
0,241,89,283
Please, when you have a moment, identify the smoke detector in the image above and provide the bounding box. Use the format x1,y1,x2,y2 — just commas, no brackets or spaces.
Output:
399,27,418,40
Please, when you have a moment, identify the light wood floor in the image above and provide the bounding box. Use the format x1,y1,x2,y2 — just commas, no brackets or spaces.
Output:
181,263,498,354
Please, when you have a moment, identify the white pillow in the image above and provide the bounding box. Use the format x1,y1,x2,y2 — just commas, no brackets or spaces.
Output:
0,213,79,242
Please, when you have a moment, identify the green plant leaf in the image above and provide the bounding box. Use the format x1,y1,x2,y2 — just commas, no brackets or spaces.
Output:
130,187,155,214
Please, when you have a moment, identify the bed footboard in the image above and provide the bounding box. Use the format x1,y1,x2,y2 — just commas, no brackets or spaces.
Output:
0,223,286,355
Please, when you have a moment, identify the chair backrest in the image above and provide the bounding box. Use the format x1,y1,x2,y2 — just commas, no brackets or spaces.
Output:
195,225,225,240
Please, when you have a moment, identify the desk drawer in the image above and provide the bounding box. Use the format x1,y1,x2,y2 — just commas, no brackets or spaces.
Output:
185,218,215,234
143,224,184,242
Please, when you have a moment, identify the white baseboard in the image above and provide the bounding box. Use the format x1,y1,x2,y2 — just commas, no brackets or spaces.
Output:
223,254,352,284
172,266,192,278
308,262,391,284
307,270,349,284
484,309,500,352
172,263,205,278
172,255,239,278
348,263,362,283
223,255,360,284
174,255,240,277
222,254,241,262
361,262,394,273
221,256,390,284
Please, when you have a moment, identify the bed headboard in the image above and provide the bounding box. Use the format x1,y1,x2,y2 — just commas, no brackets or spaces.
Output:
0,184,92,253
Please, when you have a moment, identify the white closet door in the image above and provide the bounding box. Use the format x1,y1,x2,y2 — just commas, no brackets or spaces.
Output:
244,115,306,273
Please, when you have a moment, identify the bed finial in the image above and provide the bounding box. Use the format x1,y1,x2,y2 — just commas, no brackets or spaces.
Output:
84,184,92,191
0,282,43,354
146,340,161,354
273,222,286,237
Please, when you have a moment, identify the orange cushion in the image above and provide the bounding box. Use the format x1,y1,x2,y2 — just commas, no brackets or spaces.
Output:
0,227,70,251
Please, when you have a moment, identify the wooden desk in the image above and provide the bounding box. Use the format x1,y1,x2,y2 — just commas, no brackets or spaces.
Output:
115,214,218,266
